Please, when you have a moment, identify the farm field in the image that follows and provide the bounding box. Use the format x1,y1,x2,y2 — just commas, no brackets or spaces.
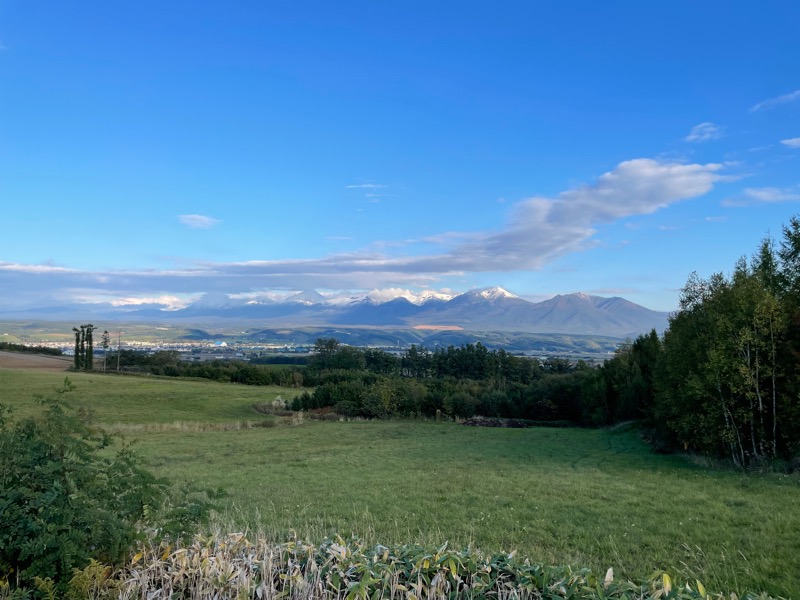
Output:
1,365,799,597
0,349,73,371
0,367,292,425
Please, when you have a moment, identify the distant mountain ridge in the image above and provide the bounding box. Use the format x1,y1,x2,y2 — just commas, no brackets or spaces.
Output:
2,287,670,338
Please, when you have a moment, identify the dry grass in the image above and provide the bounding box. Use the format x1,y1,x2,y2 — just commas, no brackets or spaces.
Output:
103,419,278,433
0,350,72,371
18,532,772,600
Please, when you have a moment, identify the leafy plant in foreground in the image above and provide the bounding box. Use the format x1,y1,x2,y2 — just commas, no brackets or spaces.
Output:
9,533,781,600
0,378,217,590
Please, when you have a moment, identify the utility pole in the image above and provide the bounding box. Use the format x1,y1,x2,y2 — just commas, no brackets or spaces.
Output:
101,330,110,372
116,331,122,372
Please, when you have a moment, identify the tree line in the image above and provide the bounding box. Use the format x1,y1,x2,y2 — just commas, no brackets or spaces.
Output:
565,220,800,465
105,340,596,422
646,221,800,465
290,338,594,423
107,349,307,388
0,342,62,356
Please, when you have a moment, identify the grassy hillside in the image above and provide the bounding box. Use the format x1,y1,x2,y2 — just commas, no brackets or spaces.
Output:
1,368,798,597
0,368,293,425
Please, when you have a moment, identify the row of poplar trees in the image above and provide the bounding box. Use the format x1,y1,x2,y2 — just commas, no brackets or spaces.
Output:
72,325,110,371
601,217,800,465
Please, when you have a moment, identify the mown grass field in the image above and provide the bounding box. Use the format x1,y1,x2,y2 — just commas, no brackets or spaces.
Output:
2,366,799,597
0,368,291,425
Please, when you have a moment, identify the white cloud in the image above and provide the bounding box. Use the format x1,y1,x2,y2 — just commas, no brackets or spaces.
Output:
178,214,221,229
780,137,800,149
109,295,195,310
722,187,800,206
365,288,455,304
750,89,800,112
0,158,725,309
684,122,723,142
558,159,720,218
345,183,386,189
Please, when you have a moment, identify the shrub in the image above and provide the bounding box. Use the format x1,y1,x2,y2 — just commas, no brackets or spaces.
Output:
444,391,479,418
0,378,216,590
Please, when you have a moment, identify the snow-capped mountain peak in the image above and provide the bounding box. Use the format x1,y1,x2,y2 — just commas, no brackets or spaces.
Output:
322,291,374,306
475,287,520,301
286,290,326,305
194,292,239,308
365,288,455,305
365,288,415,304
572,291,594,302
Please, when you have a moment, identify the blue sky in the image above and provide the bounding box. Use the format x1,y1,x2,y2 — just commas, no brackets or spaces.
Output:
1,1,799,312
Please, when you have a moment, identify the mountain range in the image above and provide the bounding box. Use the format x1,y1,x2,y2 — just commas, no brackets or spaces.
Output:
3,288,670,338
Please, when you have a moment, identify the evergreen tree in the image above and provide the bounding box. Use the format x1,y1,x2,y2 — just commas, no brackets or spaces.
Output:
101,330,110,371
79,326,86,371
84,324,95,370
72,327,82,370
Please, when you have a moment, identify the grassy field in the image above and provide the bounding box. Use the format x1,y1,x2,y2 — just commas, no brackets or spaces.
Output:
0,368,292,425
2,367,799,597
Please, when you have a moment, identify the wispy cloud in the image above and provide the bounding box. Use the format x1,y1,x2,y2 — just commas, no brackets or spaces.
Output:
780,137,800,149
750,89,800,112
0,261,75,274
684,122,723,142
722,186,800,206
0,158,725,309
178,214,221,229
347,182,390,203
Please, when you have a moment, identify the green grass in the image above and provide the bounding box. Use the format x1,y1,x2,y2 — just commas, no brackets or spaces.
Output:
2,369,799,597
0,368,295,424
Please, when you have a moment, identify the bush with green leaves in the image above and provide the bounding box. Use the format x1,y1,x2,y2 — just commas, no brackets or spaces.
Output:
0,378,217,589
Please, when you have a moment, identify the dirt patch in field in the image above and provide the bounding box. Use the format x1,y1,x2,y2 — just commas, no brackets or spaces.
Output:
461,416,577,428
0,351,73,371
461,416,532,428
